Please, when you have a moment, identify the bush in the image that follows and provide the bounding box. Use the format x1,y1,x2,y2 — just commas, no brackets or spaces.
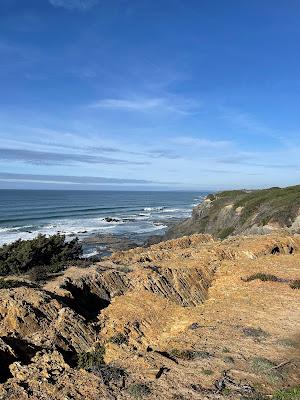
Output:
0,278,30,289
109,333,128,345
290,280,300,289
76,343,105,370
206,194,216,201
91,365,127,386
0,234,82,277
128,383,151,398
218,226,234,239
28,265,49,282
245,273,281,282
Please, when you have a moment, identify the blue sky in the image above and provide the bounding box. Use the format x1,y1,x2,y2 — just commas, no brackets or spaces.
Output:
1,0,300,190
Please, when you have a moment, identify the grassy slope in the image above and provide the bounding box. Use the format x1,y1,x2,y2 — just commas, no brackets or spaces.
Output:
230,185,300,226
166,185,300,239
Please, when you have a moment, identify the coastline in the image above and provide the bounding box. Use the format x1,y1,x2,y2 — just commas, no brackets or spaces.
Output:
80,217,184,258
0,190,205,255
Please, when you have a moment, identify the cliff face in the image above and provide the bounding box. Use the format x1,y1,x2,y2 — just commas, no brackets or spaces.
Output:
165,185,300,240
1,233,300,399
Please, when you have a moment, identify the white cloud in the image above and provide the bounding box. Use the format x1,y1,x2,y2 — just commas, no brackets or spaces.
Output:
48,0,98,11
173,136,232,148
91,98,163,111
90,96,201,115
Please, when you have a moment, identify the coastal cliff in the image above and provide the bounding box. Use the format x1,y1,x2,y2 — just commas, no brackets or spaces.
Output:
0,233,299,399
165,185,300,240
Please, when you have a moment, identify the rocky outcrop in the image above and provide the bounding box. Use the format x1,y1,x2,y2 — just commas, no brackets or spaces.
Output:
165,185,300,240
0,286,96,371
1,233,300,399
0,351,113,400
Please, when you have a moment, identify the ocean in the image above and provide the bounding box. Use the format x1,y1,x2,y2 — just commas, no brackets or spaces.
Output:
0,190,207,256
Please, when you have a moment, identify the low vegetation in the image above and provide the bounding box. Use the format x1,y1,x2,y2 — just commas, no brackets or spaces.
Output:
245,273,281,282
243,327,269,338
76,343,105,370
91,365,127,386
127,383,151,399
218,226,234,239
232,185,300,225
0,234,82,277
290,280,300,289
166,184,300,240
277,338,298,348
201,368,213,375
273,386,300,400
0,278,33,289
109,333,128,345
169,349,212,360
251,357,283,383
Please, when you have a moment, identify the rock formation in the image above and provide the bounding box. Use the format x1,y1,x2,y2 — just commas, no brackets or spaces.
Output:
0,233,299,399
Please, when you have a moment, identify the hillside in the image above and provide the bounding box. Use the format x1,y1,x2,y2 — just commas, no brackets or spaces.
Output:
0,233,299,399
165,185,300,240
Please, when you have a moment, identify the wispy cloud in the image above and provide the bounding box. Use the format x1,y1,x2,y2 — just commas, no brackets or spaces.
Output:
147,149,181,159
0,134,180,161
218,155,299,169
91,98,162,111
90,96,200,115
0,172,164,185
0,148,148,166
173,136,232,148
48,0,98,11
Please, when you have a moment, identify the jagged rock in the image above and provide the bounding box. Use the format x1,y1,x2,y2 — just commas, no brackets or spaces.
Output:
0,287,96,355
0,351,113,400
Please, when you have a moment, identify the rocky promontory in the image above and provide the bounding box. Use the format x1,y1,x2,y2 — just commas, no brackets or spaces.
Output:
165,185,300,240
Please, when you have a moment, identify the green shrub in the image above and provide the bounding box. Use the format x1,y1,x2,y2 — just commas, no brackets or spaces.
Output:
109,333,128,345
206,194,216,201
28,265,49,282
0,234,82,277
76,343,105,370
218,226,234,239
273,387,300,400
128,383,151,398
245,273,280,282
0,278,29,289
290,280,300,289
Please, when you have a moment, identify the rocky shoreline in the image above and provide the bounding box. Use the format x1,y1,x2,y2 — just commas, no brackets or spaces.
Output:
80,217,183,258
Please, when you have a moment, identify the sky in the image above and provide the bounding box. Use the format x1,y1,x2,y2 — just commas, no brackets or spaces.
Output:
1,0,300,190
